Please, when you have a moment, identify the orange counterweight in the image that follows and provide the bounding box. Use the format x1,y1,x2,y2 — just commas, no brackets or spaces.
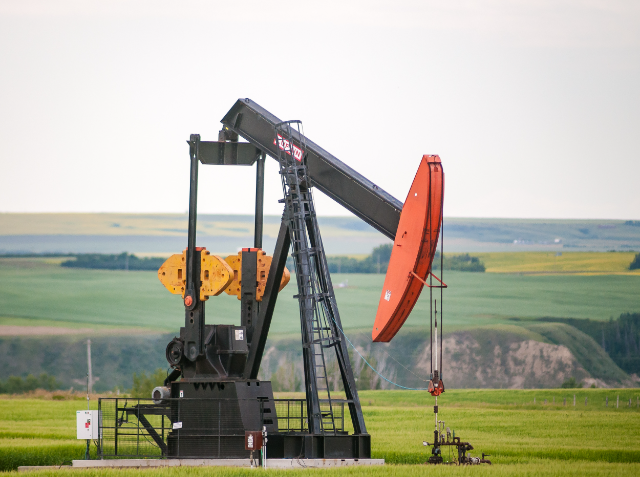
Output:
372,155,444,342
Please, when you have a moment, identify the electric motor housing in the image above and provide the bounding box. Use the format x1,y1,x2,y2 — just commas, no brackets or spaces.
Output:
152,386,171,404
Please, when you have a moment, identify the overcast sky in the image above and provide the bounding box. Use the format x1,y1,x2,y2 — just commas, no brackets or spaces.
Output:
1,0,638,219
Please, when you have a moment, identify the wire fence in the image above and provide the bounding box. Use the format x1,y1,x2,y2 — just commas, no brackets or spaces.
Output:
272,399,347,433
98,397,351,459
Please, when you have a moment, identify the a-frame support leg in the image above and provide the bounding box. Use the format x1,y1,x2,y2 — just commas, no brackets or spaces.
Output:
244,218,291,379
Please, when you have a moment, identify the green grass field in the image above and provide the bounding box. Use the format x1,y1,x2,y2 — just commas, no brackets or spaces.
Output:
1,257,639,336
1,389,639,475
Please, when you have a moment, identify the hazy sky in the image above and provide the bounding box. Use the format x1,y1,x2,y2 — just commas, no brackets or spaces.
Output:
1,0,638,219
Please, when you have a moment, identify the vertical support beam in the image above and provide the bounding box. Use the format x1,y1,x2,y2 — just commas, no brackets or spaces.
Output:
186,134,199,304
254,152,265,249
183,134,204,361
241,249,258,344
245,219,291,379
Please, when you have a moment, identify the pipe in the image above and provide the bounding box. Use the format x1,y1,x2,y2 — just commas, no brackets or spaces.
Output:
254,152,265,249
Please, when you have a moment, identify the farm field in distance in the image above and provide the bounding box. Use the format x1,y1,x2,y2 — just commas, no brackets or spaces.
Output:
0,389,639,475
478,251,640,275
1,251,639,391
1,253,639,335
2,213,640,254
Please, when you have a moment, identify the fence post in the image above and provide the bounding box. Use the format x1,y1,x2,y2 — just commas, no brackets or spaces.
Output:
563,397,566,406
585,397,587,406
136,399,141,456
617,395,619,409
573,395,576,406
114,398,118,457
606,396,608,407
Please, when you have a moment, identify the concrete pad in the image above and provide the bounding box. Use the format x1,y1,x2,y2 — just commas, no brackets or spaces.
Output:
18,466,71,472
68,458,385,469
266,459,385,469
72,459,251,468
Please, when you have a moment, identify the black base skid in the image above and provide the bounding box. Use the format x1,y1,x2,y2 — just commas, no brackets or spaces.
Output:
267,434,370,459
98,383,371,461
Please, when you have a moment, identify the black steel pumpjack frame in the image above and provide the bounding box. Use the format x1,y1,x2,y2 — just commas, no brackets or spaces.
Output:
159,99,405,459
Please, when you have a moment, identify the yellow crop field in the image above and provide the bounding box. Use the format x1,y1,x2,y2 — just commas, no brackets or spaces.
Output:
474,252,640,276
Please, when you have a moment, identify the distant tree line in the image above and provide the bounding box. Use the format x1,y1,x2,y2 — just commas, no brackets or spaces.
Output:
0,253,74,258
130,368,166,398
541,313,640,374
61,253,165,271
326,244,394,274
0,373,62,394
290,244,485,274
560,377,582,388
432,252,486,272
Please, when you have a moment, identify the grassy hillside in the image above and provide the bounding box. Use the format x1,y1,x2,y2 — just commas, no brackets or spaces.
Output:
0,321,631,392
259,323,631,391
519,322,629,383
535,314,640,374
0,334,171,391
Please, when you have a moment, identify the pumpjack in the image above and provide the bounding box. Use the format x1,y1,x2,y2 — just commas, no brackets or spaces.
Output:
154,98,445,460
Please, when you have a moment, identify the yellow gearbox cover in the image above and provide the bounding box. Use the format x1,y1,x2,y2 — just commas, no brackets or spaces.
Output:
224,249,290,301
199,250,234,300
158,252,187,297
158,249,233,301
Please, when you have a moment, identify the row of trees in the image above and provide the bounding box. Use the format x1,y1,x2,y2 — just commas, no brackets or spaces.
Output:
432,252,486,272
61,253,165,271
325,244,394,274
130,369,167,398
56,247,488,274
288,244,486,274
0,373,62,394
0,369,165,397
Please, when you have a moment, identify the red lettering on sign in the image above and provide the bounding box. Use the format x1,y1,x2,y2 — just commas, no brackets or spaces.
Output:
274,134,303,162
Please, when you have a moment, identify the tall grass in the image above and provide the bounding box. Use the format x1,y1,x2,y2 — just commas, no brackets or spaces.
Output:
8,459,640,476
